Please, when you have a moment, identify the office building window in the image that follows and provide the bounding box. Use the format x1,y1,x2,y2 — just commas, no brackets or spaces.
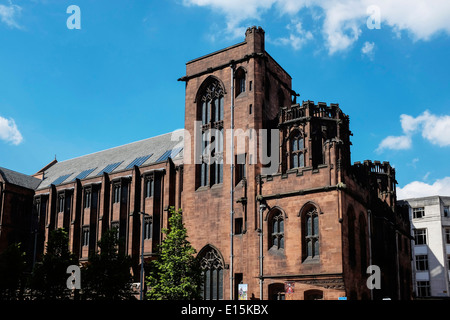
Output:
413,207,425,219
415,255,429,271
414,228,427,245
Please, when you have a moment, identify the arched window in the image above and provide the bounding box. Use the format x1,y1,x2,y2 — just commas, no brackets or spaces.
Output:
268,283,285,300
304,289,323,300
235,68,246,97
300,203,320,261
198,245,224,300
196,78,224,188
268,208,285,250
347,207,356,267
290,130,305,169
359,213,368,274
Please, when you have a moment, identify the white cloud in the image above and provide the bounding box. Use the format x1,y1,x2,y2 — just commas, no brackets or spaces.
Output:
182,0,450,54
361,41,375,59
377,110,450,152
0,1,22,29
0,116,23,145
376,135,411,152
272,19,314,50
397,177,450,200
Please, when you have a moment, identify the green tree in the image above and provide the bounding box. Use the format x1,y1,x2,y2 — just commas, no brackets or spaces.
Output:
0,243,27,300
146,207,203,300
81,227,134,300
30,228,78,299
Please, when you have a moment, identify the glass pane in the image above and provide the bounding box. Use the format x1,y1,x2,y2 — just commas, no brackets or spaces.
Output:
205,270,211,300
293,154,298,168
299,153,304,167
292,138,298,151
307,240,312,257
299,138,304,149
273,220,278,233
214,99,219,122
314,239,319,256
206,101,210,123
279,219,284,233
280,236,284,249
219,97,224,121
307,215,312,236
273,236,278,248
218,269,223,300
212,269,218,300
313,215,319,236
202,102,206,124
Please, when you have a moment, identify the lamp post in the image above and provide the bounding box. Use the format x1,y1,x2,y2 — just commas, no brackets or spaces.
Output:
138,211,149,300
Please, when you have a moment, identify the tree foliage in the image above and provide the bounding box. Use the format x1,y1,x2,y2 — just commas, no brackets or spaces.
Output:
0,243,27,300
81,227,134,300
30,228,78,299
146,207,203,300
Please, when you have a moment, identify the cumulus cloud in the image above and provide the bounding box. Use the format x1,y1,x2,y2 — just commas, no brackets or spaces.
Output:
0,1,22,29
272,19,314,50
361,41,375,59
397,177,450,200
181,0,450,54
377,110,450,152
0,116,23,145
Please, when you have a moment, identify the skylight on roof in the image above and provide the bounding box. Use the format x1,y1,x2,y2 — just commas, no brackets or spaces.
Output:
52,174,73,186
97,161,123,176
156,147,183,162
72,168,96,181
125,154,152,169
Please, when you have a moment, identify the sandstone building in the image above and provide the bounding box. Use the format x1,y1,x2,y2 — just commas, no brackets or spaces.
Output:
0,27,412,300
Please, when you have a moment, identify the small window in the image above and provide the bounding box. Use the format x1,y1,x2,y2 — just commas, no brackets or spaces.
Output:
235,68,246,97
82,226,89,247
445,228,450,244
145,178,154,198
58,195,64,213
444,206,449,217
416,281,430,297
111,221,119,239
414,228,427,245
415,255,429,271
413,207,425,219
144,216,152,240
236,154,246,184
290,131,305,169
235,218,243,235
113,184,121,203
84,190,91,209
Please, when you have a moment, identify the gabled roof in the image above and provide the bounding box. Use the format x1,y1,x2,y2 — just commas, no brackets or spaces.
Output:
36,130,184,190
0,167,41,190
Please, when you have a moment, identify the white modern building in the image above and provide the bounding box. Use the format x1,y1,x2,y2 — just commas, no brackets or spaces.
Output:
400,196,450,298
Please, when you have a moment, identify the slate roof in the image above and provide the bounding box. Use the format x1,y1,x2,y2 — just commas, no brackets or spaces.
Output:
36,131,184,190
0,167,41,190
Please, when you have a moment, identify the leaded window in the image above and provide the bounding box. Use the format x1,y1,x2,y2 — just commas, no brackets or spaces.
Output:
305,208,319,258
269,210,284,250
290,131,305,169
199,247,224,300
197,79,224,188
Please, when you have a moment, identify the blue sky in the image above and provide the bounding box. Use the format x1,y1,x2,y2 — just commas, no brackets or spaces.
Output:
0,0,449,199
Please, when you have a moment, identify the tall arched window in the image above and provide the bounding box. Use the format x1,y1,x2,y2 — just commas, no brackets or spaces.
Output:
359,213,368,274
347,207,356,267
300,203,320,261
235,67,246,97
198,245,224,300
197,78,224,188
268,208,285,250
290,130,305,169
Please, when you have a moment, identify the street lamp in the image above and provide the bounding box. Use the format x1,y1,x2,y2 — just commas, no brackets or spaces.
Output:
138,211,150,300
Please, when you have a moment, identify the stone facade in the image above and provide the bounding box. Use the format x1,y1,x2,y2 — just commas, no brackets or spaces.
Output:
0,26,412,300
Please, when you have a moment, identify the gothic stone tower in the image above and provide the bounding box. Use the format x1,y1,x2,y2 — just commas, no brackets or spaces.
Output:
179,26,412,300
